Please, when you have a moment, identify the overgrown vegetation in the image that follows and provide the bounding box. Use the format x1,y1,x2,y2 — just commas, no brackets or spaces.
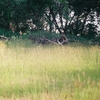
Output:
0,40,100,100
0,0,100,99
0,0,100,42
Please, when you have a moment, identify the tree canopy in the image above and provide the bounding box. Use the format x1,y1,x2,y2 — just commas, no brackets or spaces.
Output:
0,0,100,40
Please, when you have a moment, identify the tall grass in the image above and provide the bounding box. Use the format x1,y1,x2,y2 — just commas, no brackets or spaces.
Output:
0,40,100,100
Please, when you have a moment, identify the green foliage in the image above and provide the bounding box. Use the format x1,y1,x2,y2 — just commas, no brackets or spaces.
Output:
0,0,16,29
6,36,33,48
0,28,12,37
0,0,100,42
30,30,60,39
66,33,88,43
67,0,100,40
0,28,20,38
86,24,97,40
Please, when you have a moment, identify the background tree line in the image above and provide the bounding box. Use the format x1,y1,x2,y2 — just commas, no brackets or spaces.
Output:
0,0,100,42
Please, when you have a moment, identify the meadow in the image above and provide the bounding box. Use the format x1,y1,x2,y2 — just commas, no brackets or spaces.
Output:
0,39,100,100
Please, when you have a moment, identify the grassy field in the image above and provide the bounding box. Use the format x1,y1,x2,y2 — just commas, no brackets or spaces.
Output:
0,40,100,100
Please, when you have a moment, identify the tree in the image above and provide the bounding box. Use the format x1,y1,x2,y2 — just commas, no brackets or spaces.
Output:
67,0,100,39
24,0,69,34
0,0,16,29
44,0,69,34
0,0,100,41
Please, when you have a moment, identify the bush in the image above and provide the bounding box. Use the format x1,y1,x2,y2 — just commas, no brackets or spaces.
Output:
66,34,88,43
0,28,20,38
29,30,60,40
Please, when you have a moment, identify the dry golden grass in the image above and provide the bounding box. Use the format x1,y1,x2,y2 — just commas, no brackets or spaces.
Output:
0,41,100,100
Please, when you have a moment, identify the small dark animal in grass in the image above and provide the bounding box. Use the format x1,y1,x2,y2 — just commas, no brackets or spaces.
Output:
58,34,68,45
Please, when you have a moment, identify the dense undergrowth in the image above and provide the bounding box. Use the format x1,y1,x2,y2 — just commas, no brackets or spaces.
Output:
0,35,100,100
0,30,100,100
